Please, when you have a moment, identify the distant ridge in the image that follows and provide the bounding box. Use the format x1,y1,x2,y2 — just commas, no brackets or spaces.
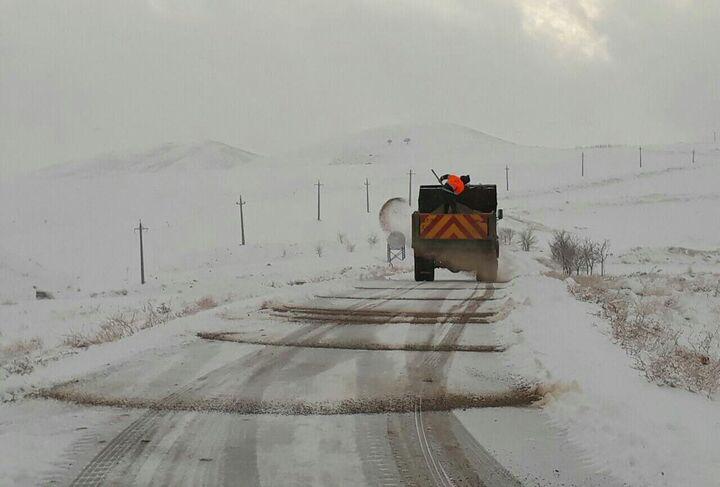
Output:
276,122,547,169
41,140,259,177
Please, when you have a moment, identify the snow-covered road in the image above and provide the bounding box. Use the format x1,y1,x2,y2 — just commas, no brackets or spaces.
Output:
35,279,619,486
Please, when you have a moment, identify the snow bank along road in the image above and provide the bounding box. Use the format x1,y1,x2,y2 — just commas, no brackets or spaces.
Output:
42,278,620,486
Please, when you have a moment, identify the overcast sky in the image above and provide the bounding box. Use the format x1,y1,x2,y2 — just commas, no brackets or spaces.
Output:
1,0,719,174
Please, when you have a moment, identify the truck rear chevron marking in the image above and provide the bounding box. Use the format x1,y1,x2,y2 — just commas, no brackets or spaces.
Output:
419,214,489,240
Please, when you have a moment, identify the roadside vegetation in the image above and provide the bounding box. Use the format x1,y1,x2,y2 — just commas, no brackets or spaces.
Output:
64,296,218,349
570,275,720,397
1,337,44,376
547,231,720,397
519,227,537,251
0,295,219,387
549,230,610,276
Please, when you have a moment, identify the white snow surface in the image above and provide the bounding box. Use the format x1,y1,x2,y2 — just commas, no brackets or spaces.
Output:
505,252,720,486
2,122,720,485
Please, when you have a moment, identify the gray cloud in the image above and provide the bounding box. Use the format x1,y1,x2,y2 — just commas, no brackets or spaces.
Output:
1,0,719,175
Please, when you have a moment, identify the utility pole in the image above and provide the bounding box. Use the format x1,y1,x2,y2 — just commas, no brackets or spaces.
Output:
692,149,695,164
364,178,370,213
407,169,414,206
505,165,509,191
134,220,148,285
315,180,323,221
581,152,585,177
639,146,643,169
235,194,246,245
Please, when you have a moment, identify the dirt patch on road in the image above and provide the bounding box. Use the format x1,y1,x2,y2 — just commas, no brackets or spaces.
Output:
271,305,500,318
268,303,511,325
197,331,505,352
40,386,540,415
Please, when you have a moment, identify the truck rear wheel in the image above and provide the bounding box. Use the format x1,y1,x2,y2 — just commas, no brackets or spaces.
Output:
414,256,435,282
476,258,498,283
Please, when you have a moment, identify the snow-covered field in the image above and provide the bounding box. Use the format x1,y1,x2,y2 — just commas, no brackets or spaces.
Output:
2,123,720,485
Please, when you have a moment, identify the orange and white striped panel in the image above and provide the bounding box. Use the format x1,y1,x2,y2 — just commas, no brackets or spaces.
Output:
419,213,489,240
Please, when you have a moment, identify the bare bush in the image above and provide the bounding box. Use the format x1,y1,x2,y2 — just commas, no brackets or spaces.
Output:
345,241,356,252
94,313,138,344
336,233,347,245
518,227,536,251
640,330,720,396
571,279,720,397
63,331,89,349
550,232,610,277
196,296,217,310
499,227,515,245
367,233,378,247
3,337,43,356
549,230,577,275
63,302,175,349
3,357,34,375
597,239,611,276
580,239,598,275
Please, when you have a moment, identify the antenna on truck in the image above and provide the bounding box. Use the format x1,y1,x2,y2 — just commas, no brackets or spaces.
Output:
431,169,443,183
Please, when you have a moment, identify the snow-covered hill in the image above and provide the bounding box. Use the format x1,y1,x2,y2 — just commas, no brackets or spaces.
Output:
41,140,258,178
282,123,525,167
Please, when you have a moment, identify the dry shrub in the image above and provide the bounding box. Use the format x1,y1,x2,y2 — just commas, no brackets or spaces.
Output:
196,296,217,310
573,274,610,290
63,303,173,349
550,231,610,276
93,314,137,344
550,230,577,274
3,357,34,375
178,304,197,317
63,331,90,349
174,296,218,318
542,270,566,281
499,227,515,245
639,282,672,297
519,227,537,251
571,278,720,397
64,311,138,348
3,337,43,356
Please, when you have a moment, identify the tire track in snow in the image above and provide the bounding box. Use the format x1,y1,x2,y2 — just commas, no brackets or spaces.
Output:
65,282,428,485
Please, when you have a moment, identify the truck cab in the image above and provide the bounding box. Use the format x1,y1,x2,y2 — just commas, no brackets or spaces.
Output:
411,184,502,282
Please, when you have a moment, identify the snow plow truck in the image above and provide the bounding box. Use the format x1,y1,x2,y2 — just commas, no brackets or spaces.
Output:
412,183,503,282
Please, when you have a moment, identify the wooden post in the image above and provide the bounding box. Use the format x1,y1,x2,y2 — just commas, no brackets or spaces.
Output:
408,169,414,206
134,220,148,285
505,165,509,191
235,194,246,245
315,180,323,221
364,178,370,213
